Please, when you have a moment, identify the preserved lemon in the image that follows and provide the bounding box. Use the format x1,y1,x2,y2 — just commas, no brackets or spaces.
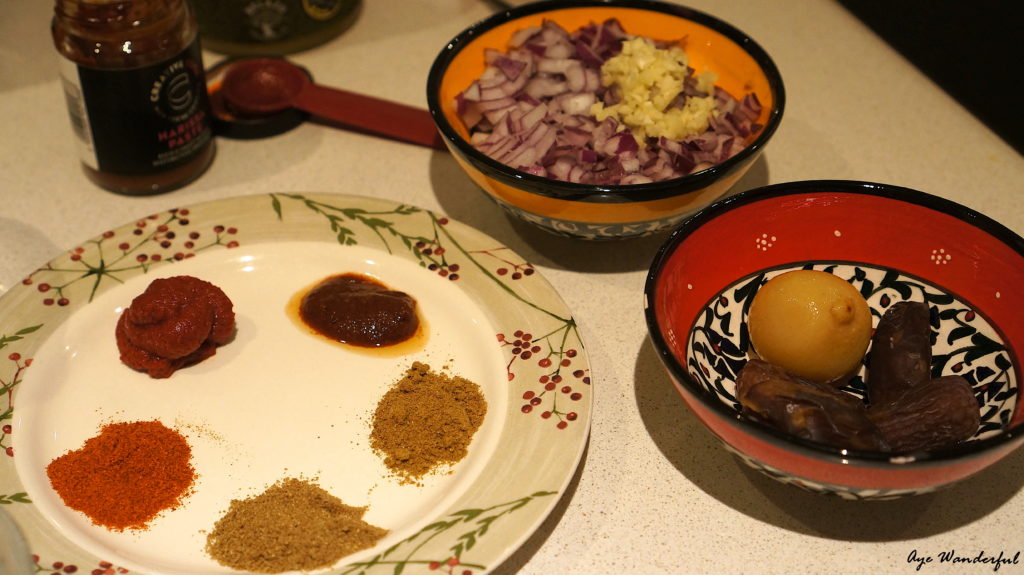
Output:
747,270,872,384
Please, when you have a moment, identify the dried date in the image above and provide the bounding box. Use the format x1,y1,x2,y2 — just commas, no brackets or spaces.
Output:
868,375,980,452
867,301,932,405
736,359,888,451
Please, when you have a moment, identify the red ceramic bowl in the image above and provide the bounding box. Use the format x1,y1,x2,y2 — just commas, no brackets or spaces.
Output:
644,180,1024,498
427,0,784,239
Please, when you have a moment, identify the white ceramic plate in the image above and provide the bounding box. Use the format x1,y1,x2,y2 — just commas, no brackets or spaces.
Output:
0,193,591,575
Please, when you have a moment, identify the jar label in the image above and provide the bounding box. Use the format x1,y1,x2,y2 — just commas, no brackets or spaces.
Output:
193,0,355,47
243,0,289,41
59,39,213,176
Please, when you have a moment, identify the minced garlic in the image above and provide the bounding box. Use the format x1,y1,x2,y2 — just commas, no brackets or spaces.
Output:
591,37,718,142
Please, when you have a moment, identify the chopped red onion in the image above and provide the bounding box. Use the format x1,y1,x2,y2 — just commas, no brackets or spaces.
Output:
455,19,764,186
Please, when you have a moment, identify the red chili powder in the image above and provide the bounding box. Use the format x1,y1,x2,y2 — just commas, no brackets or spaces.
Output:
46,420,196,531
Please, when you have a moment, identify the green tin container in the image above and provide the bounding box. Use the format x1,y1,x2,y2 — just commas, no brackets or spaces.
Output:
191,0,360,56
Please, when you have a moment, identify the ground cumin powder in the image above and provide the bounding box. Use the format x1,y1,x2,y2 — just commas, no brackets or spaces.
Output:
205,477,388,573
370,362,487,484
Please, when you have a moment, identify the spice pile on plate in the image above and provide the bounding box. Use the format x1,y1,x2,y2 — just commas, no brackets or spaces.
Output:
45,420,196,531
371,362,488,484
205,477,388,573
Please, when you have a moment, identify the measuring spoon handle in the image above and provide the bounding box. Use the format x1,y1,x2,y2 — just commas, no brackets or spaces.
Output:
294,84,447,150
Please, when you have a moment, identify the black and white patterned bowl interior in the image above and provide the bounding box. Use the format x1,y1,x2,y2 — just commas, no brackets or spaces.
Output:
686,262,1019,443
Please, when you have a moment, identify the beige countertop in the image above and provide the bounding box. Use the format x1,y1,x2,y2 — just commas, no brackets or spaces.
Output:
1,1,1023,574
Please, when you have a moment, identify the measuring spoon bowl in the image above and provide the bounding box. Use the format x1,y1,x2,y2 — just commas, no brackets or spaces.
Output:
220,57,445,150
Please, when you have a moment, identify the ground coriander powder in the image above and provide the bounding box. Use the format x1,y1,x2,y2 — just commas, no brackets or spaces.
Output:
370,361,487,484
205,477,388,573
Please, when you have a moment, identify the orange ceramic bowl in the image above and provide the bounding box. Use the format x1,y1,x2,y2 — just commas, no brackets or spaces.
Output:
427,0,784,239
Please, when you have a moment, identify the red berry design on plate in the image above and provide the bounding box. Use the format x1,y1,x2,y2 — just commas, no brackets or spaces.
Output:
415,217,463,280
1,349,33,456
23,207,241,307
499,321,588,429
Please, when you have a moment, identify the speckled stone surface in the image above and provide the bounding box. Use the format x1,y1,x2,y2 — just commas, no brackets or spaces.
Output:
2,1,1023,573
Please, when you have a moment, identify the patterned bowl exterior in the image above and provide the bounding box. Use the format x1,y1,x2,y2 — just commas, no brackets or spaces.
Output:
644,180,1024,499
426,0,785,240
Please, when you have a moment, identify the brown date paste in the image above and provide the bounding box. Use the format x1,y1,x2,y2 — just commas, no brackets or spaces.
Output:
115,275,236,379
298,274,419,348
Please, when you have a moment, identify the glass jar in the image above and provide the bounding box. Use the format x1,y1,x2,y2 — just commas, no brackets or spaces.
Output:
53,0,216,195
191,0,360,56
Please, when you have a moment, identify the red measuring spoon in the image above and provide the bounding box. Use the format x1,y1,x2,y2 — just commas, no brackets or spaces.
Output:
219,57,446,150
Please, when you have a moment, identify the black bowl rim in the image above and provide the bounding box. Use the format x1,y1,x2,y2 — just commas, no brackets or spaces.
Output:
643,179,1024,467
426,0,786,205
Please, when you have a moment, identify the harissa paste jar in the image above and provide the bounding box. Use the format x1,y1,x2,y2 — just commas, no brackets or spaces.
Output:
53,0,216,195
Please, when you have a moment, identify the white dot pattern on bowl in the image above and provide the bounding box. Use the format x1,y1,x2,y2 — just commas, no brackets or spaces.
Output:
755,233,776,251
930,248,952,264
